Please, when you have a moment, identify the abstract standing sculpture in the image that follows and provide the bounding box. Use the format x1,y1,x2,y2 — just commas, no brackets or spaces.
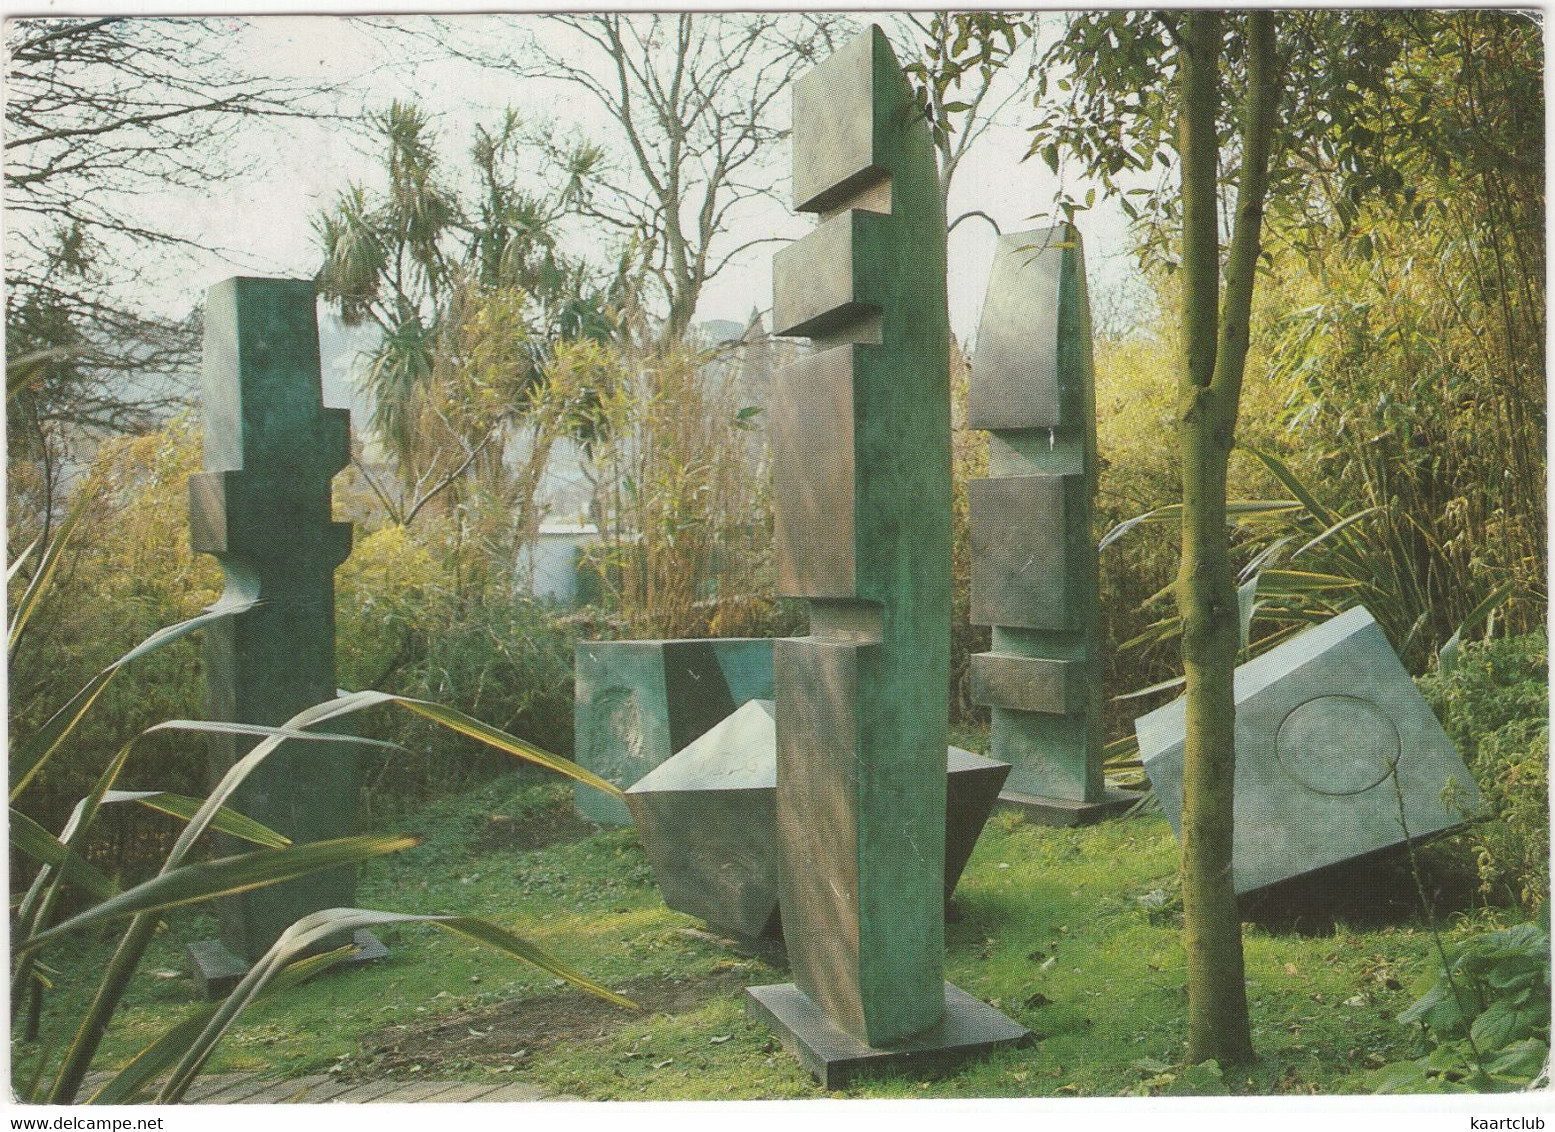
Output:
967,226,1132,825
185,277,382,997
745,27,1025,1087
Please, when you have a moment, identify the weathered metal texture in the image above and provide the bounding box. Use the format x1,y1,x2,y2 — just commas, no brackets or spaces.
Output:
968,474,1077,631
970,653,1079,717
757,25,989,1056
189,277,355,964
572,638,773,824
771,213,889,339
625,700,1010,939
967,226,1109,814
1135,605,1484,895
769,346,856,597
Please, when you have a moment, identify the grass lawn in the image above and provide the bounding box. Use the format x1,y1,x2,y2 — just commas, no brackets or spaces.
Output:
12,765,1530,1101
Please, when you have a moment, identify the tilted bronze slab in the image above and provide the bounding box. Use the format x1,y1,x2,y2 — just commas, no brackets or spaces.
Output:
968,474,1076,631
770,346,857,598
970,653,1080,716
772,211,889,339
969,227,1076,431
625,699,1010,939
1136,605,1484,894
791,44,886,214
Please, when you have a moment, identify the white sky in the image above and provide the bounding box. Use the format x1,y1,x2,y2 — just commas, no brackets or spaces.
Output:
6,9,1149,346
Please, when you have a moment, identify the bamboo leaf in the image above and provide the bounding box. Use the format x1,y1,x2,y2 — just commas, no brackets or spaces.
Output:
17,835,418,956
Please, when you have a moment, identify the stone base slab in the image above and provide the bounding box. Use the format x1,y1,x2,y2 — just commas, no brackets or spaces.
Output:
186,930,389,1000
996,787,1138,827
745,981,1027,1089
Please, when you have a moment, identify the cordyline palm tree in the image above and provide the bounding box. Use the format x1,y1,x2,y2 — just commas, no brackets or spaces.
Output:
314,101,620,500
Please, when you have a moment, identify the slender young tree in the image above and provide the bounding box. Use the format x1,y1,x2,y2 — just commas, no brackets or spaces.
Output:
1173,9,1276,1065
922,8,1282,1062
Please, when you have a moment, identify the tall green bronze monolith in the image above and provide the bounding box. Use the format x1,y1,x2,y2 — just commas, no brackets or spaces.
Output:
967,226,1131,826
745,27,1025,1087
185,277,375,996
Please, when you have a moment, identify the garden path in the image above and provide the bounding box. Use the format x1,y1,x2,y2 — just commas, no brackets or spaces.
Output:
80,1072,579,1104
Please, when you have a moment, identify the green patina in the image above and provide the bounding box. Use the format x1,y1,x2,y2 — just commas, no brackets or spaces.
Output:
189,277,355,963
572,638,774,825
767,26,951,1047
970,228,1108,807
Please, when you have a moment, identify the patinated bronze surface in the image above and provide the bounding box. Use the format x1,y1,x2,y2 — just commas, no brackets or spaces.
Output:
626,700,1010,939
967,228,1128,822
573,638,774,824
748,27,1026,1079
1136,605,1484,894
187,277,358,983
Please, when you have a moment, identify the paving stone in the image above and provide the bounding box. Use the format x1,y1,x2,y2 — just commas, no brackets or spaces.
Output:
474,1082,549,1102
234,1075,334,1103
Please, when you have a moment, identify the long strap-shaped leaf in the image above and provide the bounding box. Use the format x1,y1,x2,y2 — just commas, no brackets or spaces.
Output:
9,810,118,903
157,907,638,1103
44,693,386,1102
10,593,262,801
18,835,418,958
47,689,624,1101
87,946,355,1105
9,477,97,660
14,721,388,987
12,732,143,1028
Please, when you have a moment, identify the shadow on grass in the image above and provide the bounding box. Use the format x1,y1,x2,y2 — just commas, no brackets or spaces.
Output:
1240,839,1482,936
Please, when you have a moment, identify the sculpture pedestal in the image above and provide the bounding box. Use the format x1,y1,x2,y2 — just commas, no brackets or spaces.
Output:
185,930,389,1000
997,787,1137,828
746,982,1026,1090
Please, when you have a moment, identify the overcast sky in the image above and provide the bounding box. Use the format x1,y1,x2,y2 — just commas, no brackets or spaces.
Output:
7,7,1150,349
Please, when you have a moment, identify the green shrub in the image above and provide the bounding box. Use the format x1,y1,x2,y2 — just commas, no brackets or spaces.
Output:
1372,923,1550,1093
1418,631,1549,913
336,540,583,803
8,419,219,876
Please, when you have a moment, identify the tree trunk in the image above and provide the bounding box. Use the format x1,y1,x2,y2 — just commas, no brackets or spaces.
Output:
1174,8,1277,1067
